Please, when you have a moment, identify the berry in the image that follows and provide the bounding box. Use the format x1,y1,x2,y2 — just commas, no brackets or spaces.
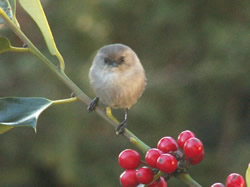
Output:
183,137,204,161
118,149,140,169
177,130,196,148
211,183,225,187
189,149,205,165
136,166,154,184
148,176,167,187
156,153,178,173
145,148,163,168
120,169,139,187
226,173,245,187
157,136,178,153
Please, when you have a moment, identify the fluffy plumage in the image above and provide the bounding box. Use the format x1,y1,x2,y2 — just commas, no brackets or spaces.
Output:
89,44,146,109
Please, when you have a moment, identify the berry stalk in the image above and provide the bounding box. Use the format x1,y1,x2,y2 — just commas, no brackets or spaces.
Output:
176,172,202,187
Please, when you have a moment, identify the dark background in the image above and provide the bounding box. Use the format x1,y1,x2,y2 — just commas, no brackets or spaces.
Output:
0,0,249,186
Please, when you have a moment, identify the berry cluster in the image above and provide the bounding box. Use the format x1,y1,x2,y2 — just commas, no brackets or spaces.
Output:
211,173,246,187
118,130,205,187
119,149,165,187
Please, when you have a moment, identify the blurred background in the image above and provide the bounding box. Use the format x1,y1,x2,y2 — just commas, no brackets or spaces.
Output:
0,0,249,186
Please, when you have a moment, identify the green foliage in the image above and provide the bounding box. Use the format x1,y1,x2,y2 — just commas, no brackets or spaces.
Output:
18,0,56,55
0,97,52,134
0,0,13,23
246,164,250,187
8,0,19,26
8,0,16,15
0,36,11,53
19,0,64,69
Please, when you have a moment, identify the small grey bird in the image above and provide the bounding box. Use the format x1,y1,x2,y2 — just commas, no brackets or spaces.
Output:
88,43,146,134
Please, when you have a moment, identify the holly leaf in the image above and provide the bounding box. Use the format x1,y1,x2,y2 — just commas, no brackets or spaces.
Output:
246,163,250,187
18,0,60,57
8,0,19,26
8,0,16,17
0,0,14,23
0,97,53,134
0,36,12,53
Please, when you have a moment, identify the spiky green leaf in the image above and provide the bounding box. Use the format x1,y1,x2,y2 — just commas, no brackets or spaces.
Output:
0,97,53,134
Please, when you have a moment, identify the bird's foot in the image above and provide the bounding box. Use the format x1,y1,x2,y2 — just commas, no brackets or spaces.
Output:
116,119,127,135
87,97,99,112
71,92,76,97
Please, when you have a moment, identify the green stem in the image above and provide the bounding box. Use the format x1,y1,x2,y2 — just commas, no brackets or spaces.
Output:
9,46,30,53
176,173,202,187
146,171,163,186
0,8,29,48
52,97,78,105
126,130,151,154
55,51,65,71
0,8,64,70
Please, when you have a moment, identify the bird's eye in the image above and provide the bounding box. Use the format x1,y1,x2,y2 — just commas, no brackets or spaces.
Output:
104,58,109,63
120,56,125,63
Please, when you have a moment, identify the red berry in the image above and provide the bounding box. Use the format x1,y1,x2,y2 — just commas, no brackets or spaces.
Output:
156,153,178,173
148,176,167,187
177,130,196,148
118,149,140,169
136,166,154,184
226,173,245,187
145,148,163,168
120,170,139,187
211,183,225,187
183,137,204,161
157,136,178,153
188,149,205,165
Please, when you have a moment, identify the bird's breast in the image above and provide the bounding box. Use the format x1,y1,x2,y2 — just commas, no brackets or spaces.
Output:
90,68,145,109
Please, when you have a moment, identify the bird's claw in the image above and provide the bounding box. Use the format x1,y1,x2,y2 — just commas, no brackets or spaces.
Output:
87,97,99,112
116,119,127,135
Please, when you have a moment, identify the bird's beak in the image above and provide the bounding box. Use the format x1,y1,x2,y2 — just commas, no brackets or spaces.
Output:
111,61,119,67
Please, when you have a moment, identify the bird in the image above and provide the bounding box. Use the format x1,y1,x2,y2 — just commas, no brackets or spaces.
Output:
88,43,146,134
